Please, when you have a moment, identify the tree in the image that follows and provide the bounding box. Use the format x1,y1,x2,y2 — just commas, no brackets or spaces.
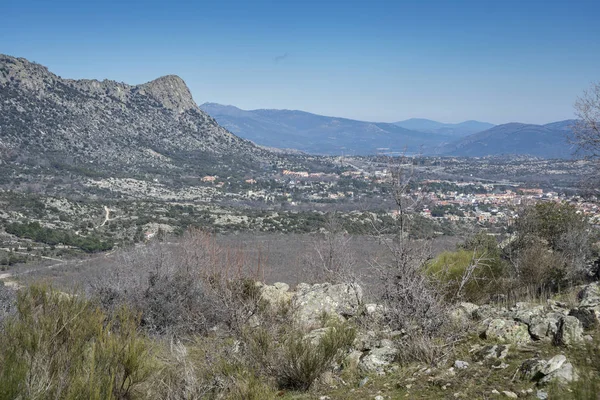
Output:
572,82,600,158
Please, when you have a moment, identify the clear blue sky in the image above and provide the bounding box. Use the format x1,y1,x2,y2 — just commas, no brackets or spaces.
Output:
2,0,599,124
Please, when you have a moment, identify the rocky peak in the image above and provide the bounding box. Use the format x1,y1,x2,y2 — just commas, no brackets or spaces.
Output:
138,75,198,113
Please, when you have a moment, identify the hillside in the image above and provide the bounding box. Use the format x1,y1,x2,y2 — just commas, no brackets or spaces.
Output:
394,118,495,137
200,103,451,155
440,120,578,158
0,54,274,177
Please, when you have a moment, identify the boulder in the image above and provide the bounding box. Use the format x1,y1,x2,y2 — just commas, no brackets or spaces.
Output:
473,305,509,321
358,342,398,374
569,307,599,330
527,313,561,341
511,303,545,326
472,344,510,361
450,302,479,323
481,319,531,344
520,354,578,385
257,282,292,313
554,316,584,346
579,283,600,308
292,282,363,328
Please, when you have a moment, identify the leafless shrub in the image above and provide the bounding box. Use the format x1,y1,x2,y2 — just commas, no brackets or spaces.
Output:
89,229,264,336
301,212,359,284
369,154,448,336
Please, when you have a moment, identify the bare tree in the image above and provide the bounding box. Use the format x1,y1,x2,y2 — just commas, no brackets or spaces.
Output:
572,82,600,158
368,154,447,335
302,212,358,284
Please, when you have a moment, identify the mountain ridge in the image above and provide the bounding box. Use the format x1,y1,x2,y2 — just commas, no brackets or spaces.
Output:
0,54,273,176
200,102,451,155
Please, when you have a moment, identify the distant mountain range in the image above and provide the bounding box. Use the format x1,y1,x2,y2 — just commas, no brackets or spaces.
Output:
394,118,495,137
201,103,577,158
440,120,578,158
200,103,452,155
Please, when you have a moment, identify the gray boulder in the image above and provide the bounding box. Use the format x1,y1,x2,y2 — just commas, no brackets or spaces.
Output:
520,354,578,385
554,316,584,346
472,344,510,361
481,319,531,344
569,307,598,330
358,341,398,374
292,282,363,328
579,283,600,308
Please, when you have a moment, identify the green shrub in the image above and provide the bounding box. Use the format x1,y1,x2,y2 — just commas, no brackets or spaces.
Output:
277,321,356,390
0,284,154,400
426,248,505,303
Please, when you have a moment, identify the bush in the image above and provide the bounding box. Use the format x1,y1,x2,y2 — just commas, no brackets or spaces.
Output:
0,284,154,400
277,321,356,390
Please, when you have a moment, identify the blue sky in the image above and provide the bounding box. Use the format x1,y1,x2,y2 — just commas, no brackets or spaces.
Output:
2,0,599,124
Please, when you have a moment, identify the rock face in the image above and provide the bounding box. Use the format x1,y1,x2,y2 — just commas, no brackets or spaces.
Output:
292,282,363,328
0,54,272,174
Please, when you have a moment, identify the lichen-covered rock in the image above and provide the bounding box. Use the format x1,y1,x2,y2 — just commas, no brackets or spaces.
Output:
511,303,546,326
450,302,479,323
358,343,398,374
481,319,531,344
569,307,599,330
292,282,363,328
554,316,584,346
256,282,293,313
473,305,509,321
520,354,578,385
579,283,600,308
527,314,561,341
472,344,510,361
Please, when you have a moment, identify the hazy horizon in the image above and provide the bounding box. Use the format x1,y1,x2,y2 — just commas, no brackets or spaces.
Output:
3,0,598,125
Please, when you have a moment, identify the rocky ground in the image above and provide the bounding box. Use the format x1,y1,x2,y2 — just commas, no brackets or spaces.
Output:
252,280,600,399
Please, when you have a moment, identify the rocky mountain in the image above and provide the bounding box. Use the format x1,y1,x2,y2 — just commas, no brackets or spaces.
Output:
0,54,272,176
394,118,495,137
200,103,451,155
440,120,578,158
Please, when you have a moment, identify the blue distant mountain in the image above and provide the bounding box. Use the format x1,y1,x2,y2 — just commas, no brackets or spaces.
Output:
394,118,495,137
201,103,577,158
200,103,452,155
439,120,578,158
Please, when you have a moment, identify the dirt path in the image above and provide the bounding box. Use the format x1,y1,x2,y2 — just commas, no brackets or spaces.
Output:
100,206,111,227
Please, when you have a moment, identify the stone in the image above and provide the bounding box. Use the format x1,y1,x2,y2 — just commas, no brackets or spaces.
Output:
569,307,599,330
555,316,584,346
257,282,292,313
473,305,508,321
473,344,510,361
358,344,398,374
579,283,600,308
374,396,384,400
538,355,577,385
520,355,578,385
512,302,545,326
292,282,363,328
536,390,548,400
527,314,561,341
482,319,531,344
454,360,469,369
502,391,518,399
353,330,379,351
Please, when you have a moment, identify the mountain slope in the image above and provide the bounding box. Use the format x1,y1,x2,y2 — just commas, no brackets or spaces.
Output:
440,121,577,158
394,118,495,137
200,103,451,155
0,54,271,176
